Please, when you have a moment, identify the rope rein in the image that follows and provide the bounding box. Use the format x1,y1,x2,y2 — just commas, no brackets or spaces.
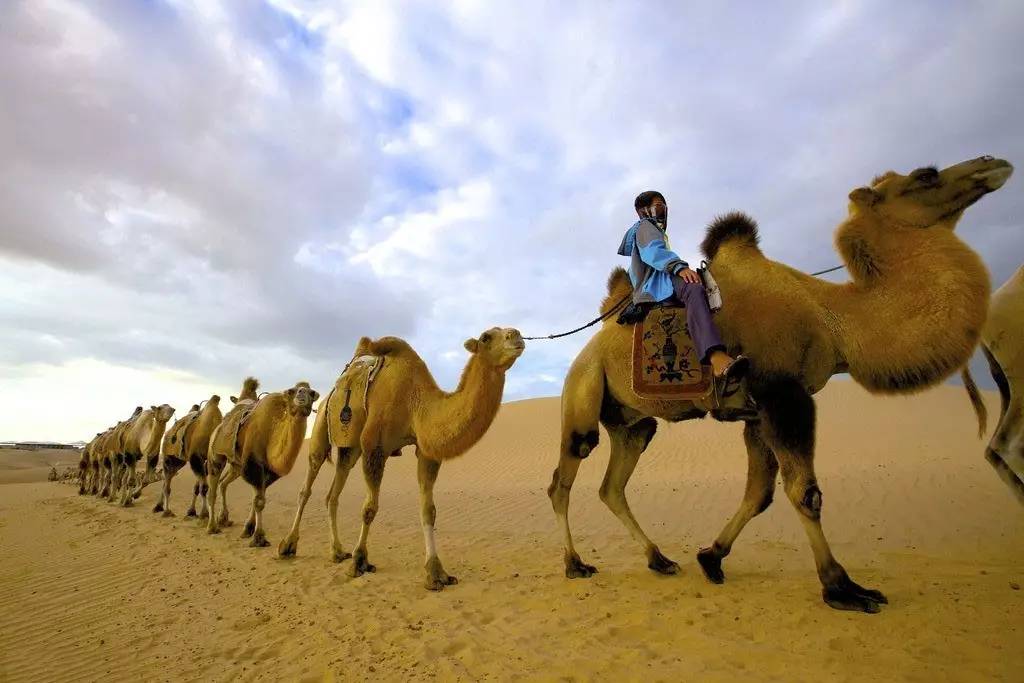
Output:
522,264,845,341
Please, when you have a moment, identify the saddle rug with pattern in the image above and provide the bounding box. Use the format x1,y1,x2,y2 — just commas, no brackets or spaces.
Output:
631,305,713,400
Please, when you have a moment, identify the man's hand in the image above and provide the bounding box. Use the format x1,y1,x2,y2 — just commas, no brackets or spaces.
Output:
677,267,702,284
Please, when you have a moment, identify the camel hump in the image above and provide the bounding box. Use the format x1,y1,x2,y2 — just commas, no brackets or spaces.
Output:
363,336,412,357
701,211,760,260
601,267,633,315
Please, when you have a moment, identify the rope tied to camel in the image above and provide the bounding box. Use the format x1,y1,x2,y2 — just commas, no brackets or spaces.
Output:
522,264,845,341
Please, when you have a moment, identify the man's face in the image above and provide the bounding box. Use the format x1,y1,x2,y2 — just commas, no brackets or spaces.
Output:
647,196,667,225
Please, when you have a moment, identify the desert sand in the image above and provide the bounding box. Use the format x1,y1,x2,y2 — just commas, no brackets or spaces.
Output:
1,380,1022,682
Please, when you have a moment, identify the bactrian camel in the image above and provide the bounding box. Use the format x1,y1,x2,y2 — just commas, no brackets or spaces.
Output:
116,404,175,506
92,407,142,500
154,394,225,518
278,328,525,591
551,156,1013,613
206,381,318,547
963,264,1024,504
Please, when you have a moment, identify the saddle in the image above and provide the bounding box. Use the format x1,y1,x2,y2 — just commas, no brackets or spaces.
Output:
630,304,713,400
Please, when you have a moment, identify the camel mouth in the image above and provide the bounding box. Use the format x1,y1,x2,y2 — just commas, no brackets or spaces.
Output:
972,162,1013,191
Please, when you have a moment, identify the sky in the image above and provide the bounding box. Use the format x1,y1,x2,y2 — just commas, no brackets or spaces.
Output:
1,0,1022,442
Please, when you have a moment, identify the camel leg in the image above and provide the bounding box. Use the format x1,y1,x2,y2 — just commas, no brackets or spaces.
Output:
154,460,180,515
197,478,210,519
598,418,678,574
132,455,158,500
418,453,457,590
697,421,779,583
325,449,359,563
216,465,241,529
350,448,387,578
107,459,122,502
248,485,270,548
982,346,1024,503
186,478,201,517
120,457,137,507
205,457,225,534
759,377,887,614
278,446,329,558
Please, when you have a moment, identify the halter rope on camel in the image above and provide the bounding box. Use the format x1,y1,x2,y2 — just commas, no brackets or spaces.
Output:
522,264,845,341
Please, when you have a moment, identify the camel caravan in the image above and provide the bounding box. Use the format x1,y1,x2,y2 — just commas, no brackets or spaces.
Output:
69,155,1018,613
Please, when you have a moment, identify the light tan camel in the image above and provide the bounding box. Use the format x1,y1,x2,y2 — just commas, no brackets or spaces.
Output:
154,395,225,518
551,156,1012,613
278,328,525,590
115,404,175,506
962,264,1024,503
206,381,318,546
96,407,143,501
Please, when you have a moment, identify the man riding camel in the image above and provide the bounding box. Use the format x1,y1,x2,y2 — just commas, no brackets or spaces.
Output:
618,190,749,394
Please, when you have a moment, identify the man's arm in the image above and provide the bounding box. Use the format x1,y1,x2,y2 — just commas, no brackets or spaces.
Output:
636,220,688,275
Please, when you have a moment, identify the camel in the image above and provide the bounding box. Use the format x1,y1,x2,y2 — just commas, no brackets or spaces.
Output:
114,404,175,506
206,381,318,547
92,407,143,501
153,395,225,518
551,155,1013,613
277,328,525,590
962,264,1024,504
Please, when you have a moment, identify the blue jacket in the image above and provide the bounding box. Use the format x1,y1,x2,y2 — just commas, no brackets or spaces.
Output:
617,219,688,304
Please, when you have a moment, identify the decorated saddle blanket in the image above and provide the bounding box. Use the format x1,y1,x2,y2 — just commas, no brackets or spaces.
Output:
325,355,384,448
631,305,713,400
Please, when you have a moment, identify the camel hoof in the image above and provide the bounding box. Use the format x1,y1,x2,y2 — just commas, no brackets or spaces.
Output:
349,549,375,578
278,538,298,558
647,547,680,575
220,519,234,528
198,510,210,520
152,502,164,513
121,499,133,508
185,508,197,518
565,553,598,579
822,575,887,614
161,509,175,518
697,548,725,584
207,526,220,535
241,522,255,538
425,575,459,591
132,490,142,500
332,549,352,563
249,533,270,548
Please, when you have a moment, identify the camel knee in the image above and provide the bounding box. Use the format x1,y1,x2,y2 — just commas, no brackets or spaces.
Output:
786,480,822,519
568,430,599,459
362,505,377,525
547,468,573,510
597,481,624,509
200,482,210,496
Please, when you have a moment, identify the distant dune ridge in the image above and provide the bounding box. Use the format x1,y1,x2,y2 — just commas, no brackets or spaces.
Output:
1,381,1022,681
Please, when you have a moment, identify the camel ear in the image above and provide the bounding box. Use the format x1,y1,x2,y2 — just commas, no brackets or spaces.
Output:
150,405,156,411
849,186,880,207
310,390,320,402
286,387,297,398
230,396,238,404
464,338,479,353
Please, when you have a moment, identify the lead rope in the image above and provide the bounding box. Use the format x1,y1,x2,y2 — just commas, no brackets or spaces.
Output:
522,264,845,341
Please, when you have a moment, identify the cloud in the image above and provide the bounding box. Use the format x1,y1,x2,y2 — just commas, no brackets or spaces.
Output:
1,0,1023,441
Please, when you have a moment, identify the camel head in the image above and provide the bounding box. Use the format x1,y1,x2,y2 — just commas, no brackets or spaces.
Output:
848,156,1013,229
150,404,176,425
285,381,319,418
463,327,526,371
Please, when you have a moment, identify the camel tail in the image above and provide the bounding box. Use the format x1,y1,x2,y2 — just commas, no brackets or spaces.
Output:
701,211,760,260
601,267,632,316
961,367,987,438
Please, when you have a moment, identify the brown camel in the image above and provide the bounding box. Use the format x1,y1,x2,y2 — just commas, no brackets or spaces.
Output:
115,404,175,506
278,328,525,590
206,380,318,546
962,264,1024,504
154,394,226,518
550,156,1012,613
78,432,102,494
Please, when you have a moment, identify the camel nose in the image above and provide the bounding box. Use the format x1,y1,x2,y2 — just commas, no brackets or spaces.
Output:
980,155,994,162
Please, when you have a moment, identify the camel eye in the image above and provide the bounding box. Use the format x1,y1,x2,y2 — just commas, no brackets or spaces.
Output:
916,168,938,184
480,333,492,344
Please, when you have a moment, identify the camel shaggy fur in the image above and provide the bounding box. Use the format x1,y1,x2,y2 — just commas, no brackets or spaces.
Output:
154,395,225,518
278,328,524,591
206,381,318,546
963,265,1024,504
551,156,1012,613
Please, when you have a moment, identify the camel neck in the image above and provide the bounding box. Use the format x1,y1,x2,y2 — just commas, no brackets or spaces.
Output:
829,225,990,393
418,354,505,459
267,409,308,477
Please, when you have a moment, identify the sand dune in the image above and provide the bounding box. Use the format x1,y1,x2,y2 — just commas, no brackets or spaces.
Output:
1,381,1022,681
